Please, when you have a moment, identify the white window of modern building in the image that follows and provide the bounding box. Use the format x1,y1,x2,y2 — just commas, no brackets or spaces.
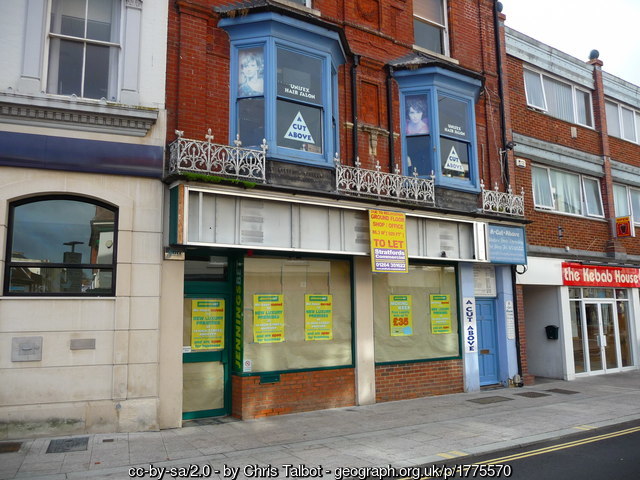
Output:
412,0,449,55
523,68,594,127
606,100,639,143
613,184,640,224
532,164,603,217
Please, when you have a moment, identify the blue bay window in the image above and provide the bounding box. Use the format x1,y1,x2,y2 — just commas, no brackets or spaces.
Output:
220,12,345,167
394,67,482,192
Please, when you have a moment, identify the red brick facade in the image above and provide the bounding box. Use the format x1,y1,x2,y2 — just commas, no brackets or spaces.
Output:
506,52,616,255
502,18,640,382
166,0,509,190
505,38,640,259
232,369,356,419
168,1,524,417
375,360,464,403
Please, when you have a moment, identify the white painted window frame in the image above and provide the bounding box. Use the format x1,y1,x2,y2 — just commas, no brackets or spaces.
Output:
532,164,604,218
582,176,604,217
607,100,639,143
613,183,640,224
274,0,313,9
20,0,143,104
412,0,450,57
47,0,121,100
523,67,594,128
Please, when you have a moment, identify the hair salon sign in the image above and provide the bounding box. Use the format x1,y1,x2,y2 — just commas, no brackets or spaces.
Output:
562,262,640,288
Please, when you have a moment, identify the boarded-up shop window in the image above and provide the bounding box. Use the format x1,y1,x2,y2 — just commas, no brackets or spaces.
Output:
373,265,459,362
243,257,352,372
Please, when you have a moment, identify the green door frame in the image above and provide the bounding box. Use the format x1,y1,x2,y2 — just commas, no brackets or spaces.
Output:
182,252,236,419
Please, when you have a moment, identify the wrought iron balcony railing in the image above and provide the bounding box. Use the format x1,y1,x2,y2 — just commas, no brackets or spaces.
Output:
168,132,436,205
168,129,267,182
481,180,525,216
336,157,435,205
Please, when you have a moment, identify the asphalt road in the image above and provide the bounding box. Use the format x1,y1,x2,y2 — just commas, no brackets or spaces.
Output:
392,419,640,480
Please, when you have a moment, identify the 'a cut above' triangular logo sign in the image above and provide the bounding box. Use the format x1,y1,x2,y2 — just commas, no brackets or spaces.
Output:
444,145,464,172
284,112,315,144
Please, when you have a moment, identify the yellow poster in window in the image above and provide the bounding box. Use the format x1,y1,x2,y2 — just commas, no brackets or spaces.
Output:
369,209,409,273
389,295,413,336
305,294,333,341
430,294,452,334
253,294,285,343
191,299,225,350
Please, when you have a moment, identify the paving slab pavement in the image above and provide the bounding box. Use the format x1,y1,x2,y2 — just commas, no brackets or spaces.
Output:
1,371,639,480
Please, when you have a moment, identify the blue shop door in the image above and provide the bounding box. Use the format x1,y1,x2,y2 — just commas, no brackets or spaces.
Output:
477,299,499,385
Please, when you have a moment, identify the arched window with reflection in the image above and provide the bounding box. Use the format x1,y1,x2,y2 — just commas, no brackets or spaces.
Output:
4,196,117,296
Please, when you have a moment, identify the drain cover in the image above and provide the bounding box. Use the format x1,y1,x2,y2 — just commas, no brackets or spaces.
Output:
515,391,551,398
0,442,22,454
46,437,89,454
468,396,513,404
546,388,579,395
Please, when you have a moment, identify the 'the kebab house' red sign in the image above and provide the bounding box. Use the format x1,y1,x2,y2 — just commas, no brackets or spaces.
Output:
562,262,640,288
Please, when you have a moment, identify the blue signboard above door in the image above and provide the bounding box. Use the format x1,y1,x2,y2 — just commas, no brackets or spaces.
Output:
487,225,527,264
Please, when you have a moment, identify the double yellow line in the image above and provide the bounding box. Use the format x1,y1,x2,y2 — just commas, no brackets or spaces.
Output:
401,424,640,479
478,424,640,464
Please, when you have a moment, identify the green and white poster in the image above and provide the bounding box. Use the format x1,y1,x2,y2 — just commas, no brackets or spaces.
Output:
430,294,452,334
191,299,225,350
253,294,285,343
304,294,333,341
389,295,413,336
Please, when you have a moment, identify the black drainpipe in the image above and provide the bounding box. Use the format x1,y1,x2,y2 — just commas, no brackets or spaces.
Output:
351,55,360,162
493,1,509,185
387,65,395,172
495,1,524,383
510,265,524,385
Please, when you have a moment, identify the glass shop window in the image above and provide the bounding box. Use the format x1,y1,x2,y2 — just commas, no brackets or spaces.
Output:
241,257,352,372
373,264,459,363
5,196,117,295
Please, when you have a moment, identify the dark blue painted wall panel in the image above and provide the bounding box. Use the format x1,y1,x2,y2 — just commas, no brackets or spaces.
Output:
0,131,164,178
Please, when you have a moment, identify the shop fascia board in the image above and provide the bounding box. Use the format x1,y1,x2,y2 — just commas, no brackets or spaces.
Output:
173,181,525,228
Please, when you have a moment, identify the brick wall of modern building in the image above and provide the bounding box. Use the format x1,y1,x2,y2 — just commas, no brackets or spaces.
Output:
506,56,615,255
